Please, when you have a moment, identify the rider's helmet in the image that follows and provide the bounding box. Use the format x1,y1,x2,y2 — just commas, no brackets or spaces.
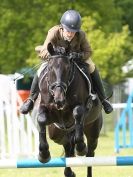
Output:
60,10,81,32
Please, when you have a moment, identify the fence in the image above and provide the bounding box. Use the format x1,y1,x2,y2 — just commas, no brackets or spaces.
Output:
0,74,39,159
114,92,133,152
0,156,133,168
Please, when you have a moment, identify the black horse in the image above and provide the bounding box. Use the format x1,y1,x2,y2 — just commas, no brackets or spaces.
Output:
37,43,103,177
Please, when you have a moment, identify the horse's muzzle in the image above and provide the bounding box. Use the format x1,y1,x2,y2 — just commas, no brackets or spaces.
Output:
52,85,66,110
54,98,66,110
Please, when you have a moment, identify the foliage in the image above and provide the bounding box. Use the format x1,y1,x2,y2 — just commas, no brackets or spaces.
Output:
82,16,133,84
0,0,132,85
115,0,133,33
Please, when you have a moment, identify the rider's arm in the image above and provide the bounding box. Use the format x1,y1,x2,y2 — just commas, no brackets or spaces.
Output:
79,31,92,60
79,31,95,73
39,26,58,59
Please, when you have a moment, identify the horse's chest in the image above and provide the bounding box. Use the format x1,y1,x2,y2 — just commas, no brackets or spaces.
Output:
48,108,73,124
66,93,85,106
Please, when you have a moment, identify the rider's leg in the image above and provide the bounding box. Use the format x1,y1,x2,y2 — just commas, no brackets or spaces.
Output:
85,59,113,114
20,62,48,114
20,73,39,114
90,67,113,114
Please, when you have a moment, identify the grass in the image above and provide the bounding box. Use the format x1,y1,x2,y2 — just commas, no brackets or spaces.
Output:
0,131,133,177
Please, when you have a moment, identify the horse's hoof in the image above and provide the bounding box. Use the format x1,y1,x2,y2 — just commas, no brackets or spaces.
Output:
76,143,87,156
38,151,51,163
65,172,76,177
72,172,76,177
76,148,87,156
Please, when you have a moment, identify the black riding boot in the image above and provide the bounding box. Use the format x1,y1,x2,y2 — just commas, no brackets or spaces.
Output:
20,74,39,114
90,68,113,114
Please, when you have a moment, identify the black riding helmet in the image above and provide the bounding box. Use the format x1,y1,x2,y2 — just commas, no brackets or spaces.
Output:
60,10,81,32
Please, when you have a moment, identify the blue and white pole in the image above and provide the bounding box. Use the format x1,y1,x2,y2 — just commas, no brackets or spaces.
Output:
0,156,133,168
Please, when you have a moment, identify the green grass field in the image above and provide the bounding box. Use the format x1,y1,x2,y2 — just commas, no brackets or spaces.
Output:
0,131,133,177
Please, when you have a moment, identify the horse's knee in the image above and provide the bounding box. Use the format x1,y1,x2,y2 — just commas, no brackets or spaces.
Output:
37,111,47,126
38,116,45,124
73,106,84,123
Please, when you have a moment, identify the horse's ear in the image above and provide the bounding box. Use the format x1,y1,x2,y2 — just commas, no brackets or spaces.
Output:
47,43,55,56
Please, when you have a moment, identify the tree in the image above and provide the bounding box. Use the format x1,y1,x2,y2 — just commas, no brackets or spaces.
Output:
115,0,133,33
0,0,132,85
82,16,132,84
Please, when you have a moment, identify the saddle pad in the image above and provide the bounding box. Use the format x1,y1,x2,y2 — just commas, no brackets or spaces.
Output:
37,61,48,77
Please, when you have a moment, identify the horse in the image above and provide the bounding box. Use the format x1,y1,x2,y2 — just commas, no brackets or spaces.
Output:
37,43,103,177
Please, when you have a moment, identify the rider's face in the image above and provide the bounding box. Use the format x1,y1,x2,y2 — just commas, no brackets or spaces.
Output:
63,28,76,41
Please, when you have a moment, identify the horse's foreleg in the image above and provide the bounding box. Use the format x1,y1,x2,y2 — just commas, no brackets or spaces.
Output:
38,128,51,163
85,115,102,177
73,106,87,156
86,137,98,177
37,108,51,163
63,132,76,177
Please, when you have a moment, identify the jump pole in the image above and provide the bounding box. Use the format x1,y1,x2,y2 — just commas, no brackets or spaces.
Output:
0,156,133,168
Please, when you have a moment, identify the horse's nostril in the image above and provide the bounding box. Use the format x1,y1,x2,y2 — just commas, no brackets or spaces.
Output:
56,100,63,106
55,99,65,109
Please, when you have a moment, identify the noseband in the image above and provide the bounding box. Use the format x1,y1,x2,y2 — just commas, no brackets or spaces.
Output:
48,81,68,96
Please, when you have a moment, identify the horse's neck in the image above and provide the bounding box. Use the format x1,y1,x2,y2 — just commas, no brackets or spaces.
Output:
75,62,93,86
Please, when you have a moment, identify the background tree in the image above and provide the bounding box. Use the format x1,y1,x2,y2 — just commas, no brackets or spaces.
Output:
0,0,132,85
115,0,133,33
82,16,132,84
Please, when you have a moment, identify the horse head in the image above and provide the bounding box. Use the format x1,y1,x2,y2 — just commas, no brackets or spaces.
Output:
46,43,72,110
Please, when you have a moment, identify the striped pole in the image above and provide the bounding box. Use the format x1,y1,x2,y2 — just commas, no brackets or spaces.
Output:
0,156,133,168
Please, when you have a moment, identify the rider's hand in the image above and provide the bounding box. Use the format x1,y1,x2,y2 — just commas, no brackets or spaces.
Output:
39,49,50,59
35,45,43,53
38,49,45,59
69,52,83,60
35,45,49,59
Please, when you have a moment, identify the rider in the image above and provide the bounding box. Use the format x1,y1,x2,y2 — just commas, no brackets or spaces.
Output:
20,10,113,114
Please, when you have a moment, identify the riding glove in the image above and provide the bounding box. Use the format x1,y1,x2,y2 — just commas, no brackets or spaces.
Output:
69,52,83,60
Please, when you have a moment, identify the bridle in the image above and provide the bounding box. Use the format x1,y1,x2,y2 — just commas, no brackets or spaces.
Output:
48,81,68,97
47,55,75,97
